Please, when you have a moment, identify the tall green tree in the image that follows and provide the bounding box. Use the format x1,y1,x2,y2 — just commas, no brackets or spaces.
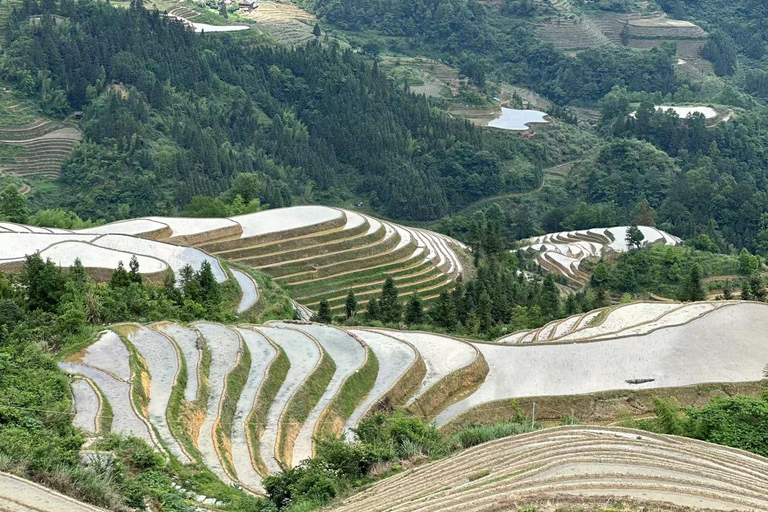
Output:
680,263,705,302
345,290,357,319
379,277,401,324
0,185,29,223
405,295,425,325
316,299,332,323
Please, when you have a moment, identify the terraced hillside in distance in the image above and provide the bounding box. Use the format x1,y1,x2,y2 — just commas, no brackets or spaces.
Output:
242,1,318,44
55,206,467,315
588,12,711,76
60,301,768,495
0,119,81,181
328,426,768,512
520,225,680,289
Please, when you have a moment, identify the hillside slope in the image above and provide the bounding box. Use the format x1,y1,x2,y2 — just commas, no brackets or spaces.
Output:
328,425,768,511
59,301,768,494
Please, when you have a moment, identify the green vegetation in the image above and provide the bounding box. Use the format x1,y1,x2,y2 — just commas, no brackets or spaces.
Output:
216,338,250,479
626,391,768,458
248,344,290,475
317,348,379,439
263,410,541,511
588,243,747,298
277,346,335,466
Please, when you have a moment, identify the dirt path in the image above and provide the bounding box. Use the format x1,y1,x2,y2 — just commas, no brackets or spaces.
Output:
455,161,575,215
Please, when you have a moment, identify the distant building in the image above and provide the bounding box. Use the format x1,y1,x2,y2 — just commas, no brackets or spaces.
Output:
238,0,257,12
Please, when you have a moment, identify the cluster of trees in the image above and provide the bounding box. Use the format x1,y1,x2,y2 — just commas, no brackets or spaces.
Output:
631,393,768,458
315,205,603,338
593,90,768,253
657,0,766,72
588,242,766,302
264,409,539,510
0,0,531,221
0,253,244,511
312,0,680,104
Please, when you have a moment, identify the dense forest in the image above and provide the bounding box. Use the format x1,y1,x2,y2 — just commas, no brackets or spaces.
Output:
311,0,680,103
2,0,545,221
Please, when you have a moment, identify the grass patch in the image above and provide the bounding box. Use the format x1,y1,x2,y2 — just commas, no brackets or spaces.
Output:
230,263,294,322
91,379,114,434
248,342,290,475
316,347,379,439
276,346,336,468
468,470,490,482
215,336,250,480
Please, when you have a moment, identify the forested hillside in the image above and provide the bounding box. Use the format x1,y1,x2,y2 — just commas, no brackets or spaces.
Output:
1,0,559,221
312,0,680,103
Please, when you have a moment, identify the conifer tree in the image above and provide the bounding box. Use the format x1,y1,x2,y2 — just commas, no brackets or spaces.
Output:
129,255,142,284
345,290,357,319
365,297,380,321
680,263,705,302
405,295,424,325
315,299,332,323
379,277,401,324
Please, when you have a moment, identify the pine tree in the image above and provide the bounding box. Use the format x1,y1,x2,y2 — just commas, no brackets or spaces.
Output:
477,290,493,333
129,255,142,284
315,299,332,323
379,277,401,324
680,263,705,302
625,225,644,250
312,23,321,37
750,275,766,302
742,280,752,301
365,297,380,321
431,291,456,329
722,280,733,300
405,295,425,325
109,261,131,289
540,273,560,319
0,185,29,223
345,290,357,319
196,261,220,303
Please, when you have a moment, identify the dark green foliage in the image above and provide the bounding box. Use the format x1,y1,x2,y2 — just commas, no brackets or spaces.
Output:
633,395,768,459
702,30,738,76
592,244,741,297
679,262,705,302
625,225,644,250
313,0,679,104
405,295,425,325
379,277,401,324
344,290,357,319
0,185,29,223
315,299,333,323
263,410,538,510
0,0,519,221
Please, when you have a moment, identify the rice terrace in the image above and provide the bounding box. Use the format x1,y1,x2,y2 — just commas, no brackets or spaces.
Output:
1,0,768,510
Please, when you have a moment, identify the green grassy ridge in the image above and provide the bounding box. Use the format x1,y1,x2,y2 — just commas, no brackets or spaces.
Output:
311,272,452,308
218,221,372,260
85,378,113,434
228,263,295,322
283,255,430,289
282,240,419,282
316,347,379,440
164,324,206,463
215,333,251,480
276,344,336,468
299,266,442,305
290,261,437,300
247,339,290,476
231,226,386,267
251,229,403,275
326,282,451,314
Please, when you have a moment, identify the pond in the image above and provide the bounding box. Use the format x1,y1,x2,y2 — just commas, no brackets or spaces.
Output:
487,108,549,131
